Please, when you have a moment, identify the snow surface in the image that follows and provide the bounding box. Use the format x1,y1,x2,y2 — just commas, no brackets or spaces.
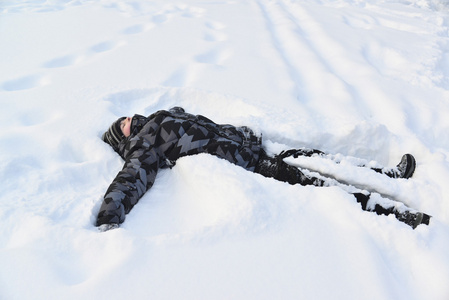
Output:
1,0,449,299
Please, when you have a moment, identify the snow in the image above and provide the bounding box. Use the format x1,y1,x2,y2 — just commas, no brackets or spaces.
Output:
1,0,449,299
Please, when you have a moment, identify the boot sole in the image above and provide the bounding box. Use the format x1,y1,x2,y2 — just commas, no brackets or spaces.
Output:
402,154,416,179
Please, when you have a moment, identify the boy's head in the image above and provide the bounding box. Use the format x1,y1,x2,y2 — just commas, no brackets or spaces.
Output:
102,117,126,149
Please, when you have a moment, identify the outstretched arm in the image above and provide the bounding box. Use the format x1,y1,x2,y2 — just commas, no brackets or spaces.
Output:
96,147,160,227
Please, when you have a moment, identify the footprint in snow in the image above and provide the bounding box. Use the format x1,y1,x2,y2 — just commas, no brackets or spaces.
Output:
89,41,122,53
204,31,227,42
205,21,226,30
42,54,83,68
203,21,227,42
163,68,192,87
152,14,169,24
123,24,146,35
342,14,377,30
195,48,231,65
179,6,205,18
103,89,153,115
2,74,50,91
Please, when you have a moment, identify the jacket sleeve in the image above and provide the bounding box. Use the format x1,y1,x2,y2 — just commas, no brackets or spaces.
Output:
96,146,160,226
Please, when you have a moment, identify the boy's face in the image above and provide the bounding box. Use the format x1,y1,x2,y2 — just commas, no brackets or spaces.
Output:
120,117,132,137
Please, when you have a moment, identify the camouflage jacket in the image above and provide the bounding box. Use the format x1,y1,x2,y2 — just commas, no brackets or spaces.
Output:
96,107,262,226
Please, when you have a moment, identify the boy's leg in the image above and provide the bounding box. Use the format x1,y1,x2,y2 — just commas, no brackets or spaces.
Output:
254,150,329,186
278,149,416,179
256,149,429,228
353,193,430,229
255,150,430,229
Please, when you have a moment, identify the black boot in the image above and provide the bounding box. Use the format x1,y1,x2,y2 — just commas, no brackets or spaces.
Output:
394,211,431,229
396,154,416,179
375,154,416,179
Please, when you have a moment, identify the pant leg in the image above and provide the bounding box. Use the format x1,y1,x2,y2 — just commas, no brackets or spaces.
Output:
370,167,400,178
280,148,406,178
254,149,329,186
353,193,430,228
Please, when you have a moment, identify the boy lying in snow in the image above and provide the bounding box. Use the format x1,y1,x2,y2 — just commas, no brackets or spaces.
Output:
97,107,430,232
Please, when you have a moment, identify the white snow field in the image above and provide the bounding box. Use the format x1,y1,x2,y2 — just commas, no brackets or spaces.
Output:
1,0,449,299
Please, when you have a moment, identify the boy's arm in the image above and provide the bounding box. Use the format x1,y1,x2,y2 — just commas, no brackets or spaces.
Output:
96,147,160,227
